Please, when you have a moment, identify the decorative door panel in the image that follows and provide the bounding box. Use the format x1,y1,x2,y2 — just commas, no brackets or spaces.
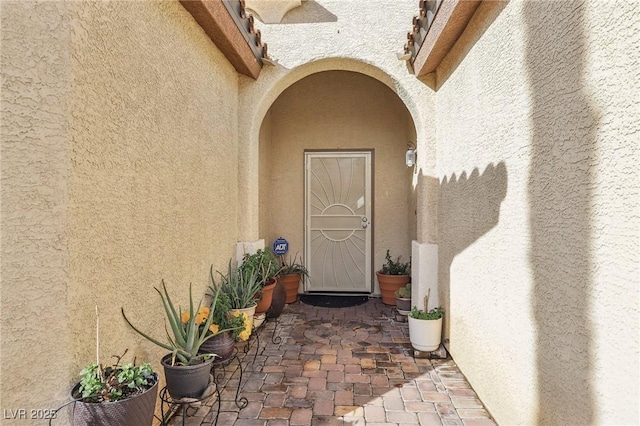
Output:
305,152,372,293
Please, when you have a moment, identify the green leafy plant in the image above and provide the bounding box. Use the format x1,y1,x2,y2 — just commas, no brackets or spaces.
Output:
122,281,221,366
278,253,309,277
380,249,411,275
240,249,282,286
211,260,262,310
208,289,252,341
74,350,156,403
394,283,411,298
409,306,444,320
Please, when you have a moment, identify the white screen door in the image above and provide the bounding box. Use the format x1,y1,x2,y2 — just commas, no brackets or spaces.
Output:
304,152,372,293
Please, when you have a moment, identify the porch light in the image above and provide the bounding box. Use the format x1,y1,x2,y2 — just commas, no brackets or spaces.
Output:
406,142,417,168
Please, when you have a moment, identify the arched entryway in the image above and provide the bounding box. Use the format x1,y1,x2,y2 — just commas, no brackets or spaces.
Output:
258,70,417,295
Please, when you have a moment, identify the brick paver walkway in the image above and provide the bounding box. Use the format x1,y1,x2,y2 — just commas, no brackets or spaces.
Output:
168,298,496,426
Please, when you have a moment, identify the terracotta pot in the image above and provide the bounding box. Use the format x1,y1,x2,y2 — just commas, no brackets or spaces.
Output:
267,276,286,318
280,273,301,304
376,272,410,305
161,354,213,400
199,331,235,361
255,278,277,314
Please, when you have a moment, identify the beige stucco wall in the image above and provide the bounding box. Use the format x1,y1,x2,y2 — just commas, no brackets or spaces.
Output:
434,0,639,424
1,0,74,417
2,0,240,418
238,0,437,244
259,109,273,241
262,71,415,289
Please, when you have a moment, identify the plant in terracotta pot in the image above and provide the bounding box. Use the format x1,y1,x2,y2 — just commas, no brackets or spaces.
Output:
277,253,309,304
122,281,223,400
239,249,282,318
376,249,411,305
408,290,443,352
69,350,158,426
394,283,412,314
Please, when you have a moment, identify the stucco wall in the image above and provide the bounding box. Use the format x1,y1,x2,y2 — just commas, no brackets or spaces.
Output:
238,0,436,243
434,0,639,424
1,0,240,418
1,0,73,417
264,71,415,292
259,110,273,241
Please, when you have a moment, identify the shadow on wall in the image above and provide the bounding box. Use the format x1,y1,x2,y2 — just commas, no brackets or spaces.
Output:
525,2,597,424
279,0,337,24
435,162,508,339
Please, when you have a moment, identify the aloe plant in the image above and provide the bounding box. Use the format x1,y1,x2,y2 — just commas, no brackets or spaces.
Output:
278,253,309,277
122,280,220,366
211,260,262,310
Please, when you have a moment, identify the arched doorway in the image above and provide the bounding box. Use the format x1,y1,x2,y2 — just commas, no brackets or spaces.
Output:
258,70,417,295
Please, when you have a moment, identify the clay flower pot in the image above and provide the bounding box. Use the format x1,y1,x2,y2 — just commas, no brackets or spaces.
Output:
255,278,277,314
280,273,302,304
376,271,410,305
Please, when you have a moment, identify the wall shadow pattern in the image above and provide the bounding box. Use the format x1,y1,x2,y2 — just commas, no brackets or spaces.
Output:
525,2,597,424
279,0,337,24
435,162,508,339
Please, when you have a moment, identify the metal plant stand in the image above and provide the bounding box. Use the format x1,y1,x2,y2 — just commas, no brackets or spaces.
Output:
159,379,219,426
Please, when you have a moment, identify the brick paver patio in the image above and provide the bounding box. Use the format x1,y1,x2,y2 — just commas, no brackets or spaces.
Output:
168,298,496,426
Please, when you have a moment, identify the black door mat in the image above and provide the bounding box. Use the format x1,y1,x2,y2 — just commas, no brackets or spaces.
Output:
299,294,369,308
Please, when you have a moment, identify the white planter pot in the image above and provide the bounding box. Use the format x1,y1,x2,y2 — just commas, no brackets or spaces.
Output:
408,316,443,352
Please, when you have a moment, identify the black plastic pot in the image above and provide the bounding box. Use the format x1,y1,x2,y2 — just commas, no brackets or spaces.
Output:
70,376,158,426
161,354,213,400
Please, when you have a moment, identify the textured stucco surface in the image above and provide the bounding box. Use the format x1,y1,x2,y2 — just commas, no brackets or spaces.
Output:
237,0,437,244
1,0,73,415
435,0,639,424
263,71,415,292
3,0,638,424
2,0,240,417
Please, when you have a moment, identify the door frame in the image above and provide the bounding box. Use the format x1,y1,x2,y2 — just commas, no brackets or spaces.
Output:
303,149,375,294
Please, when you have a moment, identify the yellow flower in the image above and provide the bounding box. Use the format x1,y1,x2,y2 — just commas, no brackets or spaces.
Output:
181,312,190,323
209,323,219,334
194,306,210,325
238,330,250,341
232,310,241,318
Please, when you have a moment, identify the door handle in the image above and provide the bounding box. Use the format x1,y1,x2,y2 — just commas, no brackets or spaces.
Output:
362,217,371,229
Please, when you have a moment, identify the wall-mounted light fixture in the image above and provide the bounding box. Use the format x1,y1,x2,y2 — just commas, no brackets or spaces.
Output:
406,142,417,168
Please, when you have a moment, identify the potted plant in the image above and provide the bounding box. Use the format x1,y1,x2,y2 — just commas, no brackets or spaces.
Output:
239,249,282,318
199,290,252,361
122,281,223,400
408,290,443,352
394,283,411,314
211,260,261,330
376,249,411,305
277,253,309,304
69,350,158,426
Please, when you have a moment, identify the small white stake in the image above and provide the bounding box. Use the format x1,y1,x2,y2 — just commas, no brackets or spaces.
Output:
96,305,100,366
424,288,430,312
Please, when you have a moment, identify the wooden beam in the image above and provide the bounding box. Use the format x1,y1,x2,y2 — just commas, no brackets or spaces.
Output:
412,0,482,77
180,0,262,79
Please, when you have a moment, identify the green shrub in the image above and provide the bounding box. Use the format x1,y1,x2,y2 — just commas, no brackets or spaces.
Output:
380,250,411,275
409,306,443,320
